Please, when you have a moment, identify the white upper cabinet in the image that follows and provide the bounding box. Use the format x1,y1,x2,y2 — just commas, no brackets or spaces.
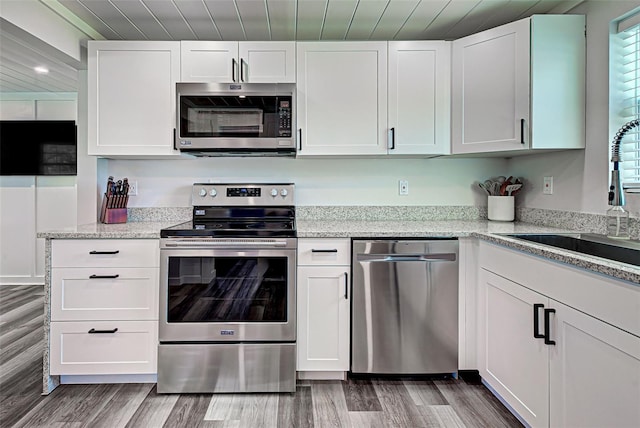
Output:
296,42,388,156
88,41,180,157
452,15,585,155
388,41,451,155
181,41,295,83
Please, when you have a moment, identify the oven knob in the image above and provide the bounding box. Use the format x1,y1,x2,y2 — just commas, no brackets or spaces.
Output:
280,189,288,197
271,188,278,197
199,188,207,197
209,189,217,197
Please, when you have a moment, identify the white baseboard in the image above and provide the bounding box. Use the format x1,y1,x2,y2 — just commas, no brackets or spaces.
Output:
297,371,347,380
60,374,157,384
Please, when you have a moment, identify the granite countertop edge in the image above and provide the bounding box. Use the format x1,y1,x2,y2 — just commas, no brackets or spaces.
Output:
38,219,640,285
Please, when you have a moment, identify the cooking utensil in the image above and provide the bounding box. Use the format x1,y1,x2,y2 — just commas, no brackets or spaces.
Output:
477,182,491,195
505,184,522,196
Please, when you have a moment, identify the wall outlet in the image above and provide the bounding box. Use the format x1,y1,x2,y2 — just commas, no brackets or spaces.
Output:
399,180,409,196
543,176,553,195
128,180,138,196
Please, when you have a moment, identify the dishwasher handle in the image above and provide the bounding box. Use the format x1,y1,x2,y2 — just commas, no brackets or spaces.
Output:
356,253,456,263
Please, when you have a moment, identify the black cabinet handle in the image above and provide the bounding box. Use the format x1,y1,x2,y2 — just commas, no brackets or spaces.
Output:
389,127,395,150
240,58,246,82
520,118,525,144
232,58,237,82
298,129,302,151
344,272,349,299
311,249,338,253
88,328,118,334
89,250,119,255
89,274,120,279
173,128,177,150
544,308,556,345
533,303,545,339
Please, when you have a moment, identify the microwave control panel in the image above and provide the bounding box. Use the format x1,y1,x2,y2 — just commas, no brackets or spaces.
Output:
278,99,292,137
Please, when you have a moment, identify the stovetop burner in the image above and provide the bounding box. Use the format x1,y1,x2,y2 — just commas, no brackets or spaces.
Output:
161,183,296,239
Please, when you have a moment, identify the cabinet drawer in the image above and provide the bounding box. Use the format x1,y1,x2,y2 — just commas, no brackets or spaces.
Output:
52,239,159,268
298,239,351,266
50,320,157,375
51,268,159,321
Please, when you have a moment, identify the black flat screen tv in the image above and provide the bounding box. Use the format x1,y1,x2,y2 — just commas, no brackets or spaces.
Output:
0,120,77,176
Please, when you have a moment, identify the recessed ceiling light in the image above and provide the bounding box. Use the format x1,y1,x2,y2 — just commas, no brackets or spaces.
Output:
34,66,49,74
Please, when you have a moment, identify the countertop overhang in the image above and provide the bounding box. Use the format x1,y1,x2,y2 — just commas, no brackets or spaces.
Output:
38,219,640,284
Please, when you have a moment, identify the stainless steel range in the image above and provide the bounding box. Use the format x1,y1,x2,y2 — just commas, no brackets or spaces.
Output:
158,183,296,393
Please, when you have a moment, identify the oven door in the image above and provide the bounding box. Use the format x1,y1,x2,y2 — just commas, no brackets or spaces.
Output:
159,241,296,342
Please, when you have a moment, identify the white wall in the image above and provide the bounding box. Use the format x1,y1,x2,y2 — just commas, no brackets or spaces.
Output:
509,1,640,217
105,156,508,207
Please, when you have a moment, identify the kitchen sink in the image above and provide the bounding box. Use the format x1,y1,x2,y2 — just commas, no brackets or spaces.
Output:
506,233,640,267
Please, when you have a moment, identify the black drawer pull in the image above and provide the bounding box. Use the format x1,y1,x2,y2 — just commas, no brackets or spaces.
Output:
311,249,338,253
544,308,556,346
88,328,118,334
89,274,120,279
89,250,120,255
533,303,545,339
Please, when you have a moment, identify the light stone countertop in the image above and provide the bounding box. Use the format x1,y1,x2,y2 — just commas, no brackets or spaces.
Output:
38,219,640,285
37,221,178,239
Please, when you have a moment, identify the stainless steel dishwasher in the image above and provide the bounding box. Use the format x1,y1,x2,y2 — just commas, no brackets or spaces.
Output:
351,239,458,375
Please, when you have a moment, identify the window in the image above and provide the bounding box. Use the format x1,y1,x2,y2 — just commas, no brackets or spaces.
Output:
613,11,640,188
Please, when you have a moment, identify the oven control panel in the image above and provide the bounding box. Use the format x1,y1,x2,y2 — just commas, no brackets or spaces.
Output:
192,183,294,206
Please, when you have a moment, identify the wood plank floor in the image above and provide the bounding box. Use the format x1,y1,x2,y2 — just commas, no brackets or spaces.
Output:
0,285,523,428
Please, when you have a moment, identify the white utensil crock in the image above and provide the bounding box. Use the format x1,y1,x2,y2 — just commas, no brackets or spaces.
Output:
488,196,515,221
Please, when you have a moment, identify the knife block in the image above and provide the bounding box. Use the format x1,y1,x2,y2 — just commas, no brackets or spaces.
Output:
100,194,128,224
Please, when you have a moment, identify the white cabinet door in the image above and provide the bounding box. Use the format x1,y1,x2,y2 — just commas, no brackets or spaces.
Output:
181,41,237,82
239,42,295,83
296,42,387,156
297,266,350,371
452,18,530,154
549,300,640,428
478,269,549,428
181,41,295,83
452,15,585,155
88,41,180,157
388,41,450,155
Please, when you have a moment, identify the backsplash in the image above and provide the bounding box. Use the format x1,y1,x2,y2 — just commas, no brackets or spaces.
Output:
126,205,639,241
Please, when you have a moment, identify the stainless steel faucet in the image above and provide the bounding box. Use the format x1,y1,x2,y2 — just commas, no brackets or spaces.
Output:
609,119,639,206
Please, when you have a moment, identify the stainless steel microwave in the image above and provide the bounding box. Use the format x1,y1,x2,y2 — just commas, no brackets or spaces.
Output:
176,82,295,156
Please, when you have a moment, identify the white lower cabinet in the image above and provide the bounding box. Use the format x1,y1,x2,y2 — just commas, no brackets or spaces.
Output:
478,241,640,428
549,301,640,428
297,239,350,373
50,320,158,375
49,239,160,377
479,269,549,427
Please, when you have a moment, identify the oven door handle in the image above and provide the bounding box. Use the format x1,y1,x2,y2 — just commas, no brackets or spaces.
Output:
163,240,290,248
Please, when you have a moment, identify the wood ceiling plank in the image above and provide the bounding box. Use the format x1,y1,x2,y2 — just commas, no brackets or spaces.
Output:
203,0,246,40
347,0,389,40
76,0,146,39
442,0,513,39
371,0,420,40
132,0,195,40
173,0,221,40
107,0,170,40
296,0,327,40
393,0,449,40
421,0,482,39
57,0,123,39
321,0,358,40
235,0,271,40
472,0,539,35
266,0,296,41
